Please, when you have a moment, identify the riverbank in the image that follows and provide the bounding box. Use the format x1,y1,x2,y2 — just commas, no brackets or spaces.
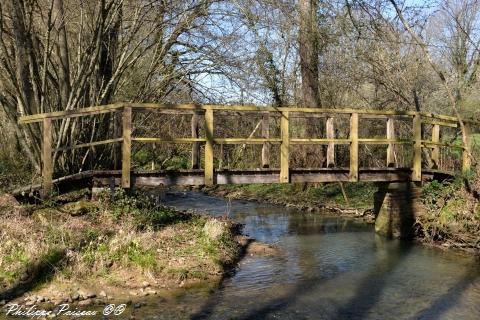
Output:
0,189,244,308
201,183,376,222
201,180,480,254
418,176,480,254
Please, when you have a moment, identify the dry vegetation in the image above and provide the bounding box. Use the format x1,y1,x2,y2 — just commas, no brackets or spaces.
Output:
418,173,480,253
0,190,240,303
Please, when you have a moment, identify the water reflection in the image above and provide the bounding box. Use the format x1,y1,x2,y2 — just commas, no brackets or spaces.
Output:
133,192,480,320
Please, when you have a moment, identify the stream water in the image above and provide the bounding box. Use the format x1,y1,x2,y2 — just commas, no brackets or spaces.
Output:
135,192,480,320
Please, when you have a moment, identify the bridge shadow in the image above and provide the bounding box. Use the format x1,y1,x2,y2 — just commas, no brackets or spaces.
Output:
189,237,415,320
331,239,412,320
413,271,480,319
189,238,265,320
189,181,427,319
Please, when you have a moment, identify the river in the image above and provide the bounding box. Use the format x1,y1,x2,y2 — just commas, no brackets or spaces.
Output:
134,191,480,320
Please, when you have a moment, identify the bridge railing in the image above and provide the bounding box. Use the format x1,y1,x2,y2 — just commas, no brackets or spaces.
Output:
18,103,474,197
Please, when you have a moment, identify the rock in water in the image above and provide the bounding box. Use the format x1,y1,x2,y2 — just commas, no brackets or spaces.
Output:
203,219,228,241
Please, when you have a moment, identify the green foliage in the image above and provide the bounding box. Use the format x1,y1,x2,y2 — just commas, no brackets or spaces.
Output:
104,188,153,219
99,188,189,229
164,156,189,170
133,149,189,171
133,150,151,165
221,182,375,208
422,178,464,211
0,244,29,284
124,241,157,269
135,207,189,229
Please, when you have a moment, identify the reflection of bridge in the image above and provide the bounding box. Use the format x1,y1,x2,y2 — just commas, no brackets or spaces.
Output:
18,103,473,198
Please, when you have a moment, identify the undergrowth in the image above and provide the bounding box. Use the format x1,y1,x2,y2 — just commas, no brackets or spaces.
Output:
0,188,239,295
418,173,480,251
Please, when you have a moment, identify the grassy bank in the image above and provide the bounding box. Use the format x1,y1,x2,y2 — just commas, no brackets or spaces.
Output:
0,189,240,306
204,182,376,214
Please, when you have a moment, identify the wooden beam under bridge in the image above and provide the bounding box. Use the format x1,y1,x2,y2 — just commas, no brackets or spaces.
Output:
91,168,451,188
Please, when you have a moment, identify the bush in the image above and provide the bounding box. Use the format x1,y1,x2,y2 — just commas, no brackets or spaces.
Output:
99,188,189,229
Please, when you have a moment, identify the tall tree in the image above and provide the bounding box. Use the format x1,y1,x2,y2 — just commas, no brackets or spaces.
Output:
299,0,321,108
299,0,325,168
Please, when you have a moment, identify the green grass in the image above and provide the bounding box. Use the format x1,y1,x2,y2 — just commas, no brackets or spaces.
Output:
220,182,376,208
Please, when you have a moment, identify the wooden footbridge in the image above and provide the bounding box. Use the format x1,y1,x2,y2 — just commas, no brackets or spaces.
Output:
17,103,474,198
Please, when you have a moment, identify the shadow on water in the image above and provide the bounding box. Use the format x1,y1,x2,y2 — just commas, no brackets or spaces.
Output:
332,182,417,319
332,239,412,320
414,272,480,319
190,183,417,320
190,238,414,320
164,188,480,320
189,237,258,320
190,268,340,320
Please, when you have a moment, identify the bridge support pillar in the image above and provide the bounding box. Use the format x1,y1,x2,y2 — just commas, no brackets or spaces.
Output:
374,182,423,239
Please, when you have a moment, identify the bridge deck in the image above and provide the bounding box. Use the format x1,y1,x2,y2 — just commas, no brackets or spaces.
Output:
12,168,452,197
92,168,452,187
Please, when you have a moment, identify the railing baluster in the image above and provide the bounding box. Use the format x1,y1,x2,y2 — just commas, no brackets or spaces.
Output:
262,112,270,168
280,111,290,183
122,106,132,188
462,122,471,174
386,116,396,167
41,117,53,199
349,113,359,182
326,116,335,167
431,124,440,169
412,114,422,181
191,111,200,169
204,109,214,185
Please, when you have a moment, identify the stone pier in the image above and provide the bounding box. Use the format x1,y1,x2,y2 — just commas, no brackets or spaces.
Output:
374,182,424,239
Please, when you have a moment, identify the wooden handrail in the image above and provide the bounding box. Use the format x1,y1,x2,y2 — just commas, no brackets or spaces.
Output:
18,102,480,125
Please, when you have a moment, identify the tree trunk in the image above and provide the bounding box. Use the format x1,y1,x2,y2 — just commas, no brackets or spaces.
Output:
299,0,324,167
53,0,71,109
299,0,320,109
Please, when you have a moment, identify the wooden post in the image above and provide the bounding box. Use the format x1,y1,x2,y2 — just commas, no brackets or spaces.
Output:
386,117,396,167
261,112,270,168
280,111,290,183
412,114,422,181
326,116,335,167
462,123,472,174
122,106,132,188
219,143,224,170
349,113,359,182
113,112,122,169
430,124,440,169
191,111,200,169
204,109,214,185
151,144,156,170
41,117,53,199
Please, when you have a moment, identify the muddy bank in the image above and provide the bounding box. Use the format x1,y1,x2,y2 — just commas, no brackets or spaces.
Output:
0,189,251,310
